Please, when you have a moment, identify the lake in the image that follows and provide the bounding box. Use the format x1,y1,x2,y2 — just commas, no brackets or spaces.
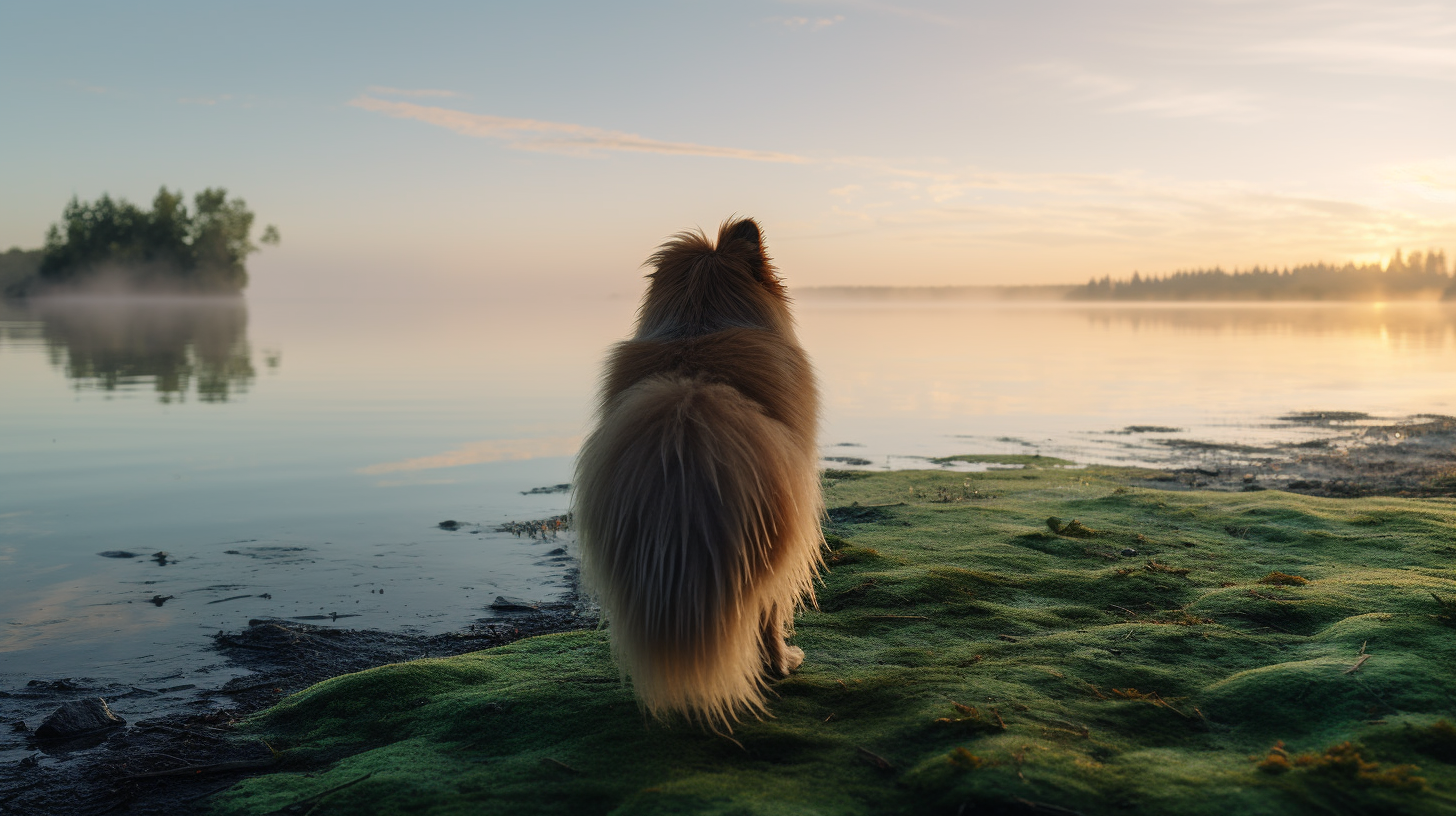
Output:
2,294,1454,697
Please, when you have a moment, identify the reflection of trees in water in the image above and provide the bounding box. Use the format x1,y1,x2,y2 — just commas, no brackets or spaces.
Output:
1078,305,1456,352
28,298,257,402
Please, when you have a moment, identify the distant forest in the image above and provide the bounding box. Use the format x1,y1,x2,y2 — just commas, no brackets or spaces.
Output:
3,187,278,297
1071,250,1456,301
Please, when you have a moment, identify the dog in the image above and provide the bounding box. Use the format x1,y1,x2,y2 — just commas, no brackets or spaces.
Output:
574,217,823,729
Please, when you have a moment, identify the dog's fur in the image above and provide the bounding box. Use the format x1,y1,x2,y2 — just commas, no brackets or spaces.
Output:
574,217,823,729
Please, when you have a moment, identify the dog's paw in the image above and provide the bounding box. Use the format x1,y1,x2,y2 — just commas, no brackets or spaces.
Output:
783,645,805,674
762,644,804,681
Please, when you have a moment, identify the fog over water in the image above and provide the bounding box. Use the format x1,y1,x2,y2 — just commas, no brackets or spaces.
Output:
1,294,1453,698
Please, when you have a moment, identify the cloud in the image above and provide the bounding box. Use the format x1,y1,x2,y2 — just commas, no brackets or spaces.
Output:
347,86,1448,273
64,79,108,95
799,160,1456,279
1227,2,1456,80
775,14,845,30
790,0,960,27
366,85,463,98
1251,39,1456,79
1109,90,1261,120
372,478,461,487
178,94,233,106
358,436,581,475
1027,63,1263,122
1384,158,1456,203
350,95,811,163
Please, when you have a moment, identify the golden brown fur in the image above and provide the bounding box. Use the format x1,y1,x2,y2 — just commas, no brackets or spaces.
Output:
574,217,823,729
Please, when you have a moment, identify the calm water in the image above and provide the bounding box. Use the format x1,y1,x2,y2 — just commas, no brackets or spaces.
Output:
2,294,1454,694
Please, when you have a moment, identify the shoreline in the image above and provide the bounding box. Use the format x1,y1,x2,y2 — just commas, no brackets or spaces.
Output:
0,600,597,815
209,464,1456,814
2,417,1451,813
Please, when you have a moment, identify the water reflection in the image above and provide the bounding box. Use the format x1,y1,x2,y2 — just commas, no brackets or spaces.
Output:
797,300,1456,461
1072,303,1456,351
9,297,259,402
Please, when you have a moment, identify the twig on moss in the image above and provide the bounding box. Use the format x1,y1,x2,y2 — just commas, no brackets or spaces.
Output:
541,757,581,774
125,757,278,780
261,772,372,815
856,746,894,770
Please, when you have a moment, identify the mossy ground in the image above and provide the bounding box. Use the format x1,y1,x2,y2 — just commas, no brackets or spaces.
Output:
211,466,1456,815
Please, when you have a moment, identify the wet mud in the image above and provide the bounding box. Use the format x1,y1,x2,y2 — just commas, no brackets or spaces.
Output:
0,601,594,815
1,510,591,816
1134,413,1456,497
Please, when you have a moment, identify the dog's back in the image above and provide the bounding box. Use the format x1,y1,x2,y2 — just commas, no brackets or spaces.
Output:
574,218,822,728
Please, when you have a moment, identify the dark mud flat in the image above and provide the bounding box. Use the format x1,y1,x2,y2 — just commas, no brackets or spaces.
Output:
0,600,594,816
0,513,584,814
1137,413,1456,498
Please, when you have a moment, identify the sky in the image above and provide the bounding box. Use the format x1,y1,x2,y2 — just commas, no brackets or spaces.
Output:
2,0,1455,298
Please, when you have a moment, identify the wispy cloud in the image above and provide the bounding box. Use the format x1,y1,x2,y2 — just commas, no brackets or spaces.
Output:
347,85,1448,273
1234,2,1456,80
358,436,582,475
179,94,233,106
1384,158,1456,203
811,173,1456,269
64,79,108,95
774,14,845,30
1028,63,1262,122
1109,90,1261,120
1251,39,1456,79
788,0,960,28
366,85,463,98
349,95,811,163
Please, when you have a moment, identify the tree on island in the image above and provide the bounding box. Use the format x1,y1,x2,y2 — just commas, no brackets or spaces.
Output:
12,187,279,296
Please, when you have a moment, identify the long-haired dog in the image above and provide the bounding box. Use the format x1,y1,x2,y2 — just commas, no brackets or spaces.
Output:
574,217,823,730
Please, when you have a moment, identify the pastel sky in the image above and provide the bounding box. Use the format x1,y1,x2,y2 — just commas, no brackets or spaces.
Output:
3,1,1454,297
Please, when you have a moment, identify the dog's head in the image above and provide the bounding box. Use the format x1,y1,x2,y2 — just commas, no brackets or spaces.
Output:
637,217,792,339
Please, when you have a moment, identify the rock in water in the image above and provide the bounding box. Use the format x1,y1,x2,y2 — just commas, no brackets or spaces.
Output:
490,596,539,611
34,698,126,739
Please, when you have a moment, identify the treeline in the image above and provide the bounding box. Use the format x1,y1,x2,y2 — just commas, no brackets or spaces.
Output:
4,187,278,297
0,247,43,294
1070,250,1456,301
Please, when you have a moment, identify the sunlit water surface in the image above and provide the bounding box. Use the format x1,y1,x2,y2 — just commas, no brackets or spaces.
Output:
2,295,1453,694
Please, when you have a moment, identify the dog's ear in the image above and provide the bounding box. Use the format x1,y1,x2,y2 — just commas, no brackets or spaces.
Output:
721,218,764,256
720,217,774,283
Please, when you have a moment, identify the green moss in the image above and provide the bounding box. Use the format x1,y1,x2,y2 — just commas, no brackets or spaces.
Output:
211,466,1456,816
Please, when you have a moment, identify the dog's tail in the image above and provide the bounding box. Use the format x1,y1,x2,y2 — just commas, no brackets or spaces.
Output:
574,375,822,729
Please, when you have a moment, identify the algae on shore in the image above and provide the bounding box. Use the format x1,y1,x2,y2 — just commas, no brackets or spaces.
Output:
211,466,1456,815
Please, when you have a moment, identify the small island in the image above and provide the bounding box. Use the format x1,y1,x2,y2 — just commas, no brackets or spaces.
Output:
1,187,278,298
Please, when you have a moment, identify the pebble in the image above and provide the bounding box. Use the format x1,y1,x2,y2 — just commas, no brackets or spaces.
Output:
34,698,126,740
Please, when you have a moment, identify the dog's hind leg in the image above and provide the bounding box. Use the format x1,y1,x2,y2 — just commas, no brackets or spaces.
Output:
758,602,804,680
